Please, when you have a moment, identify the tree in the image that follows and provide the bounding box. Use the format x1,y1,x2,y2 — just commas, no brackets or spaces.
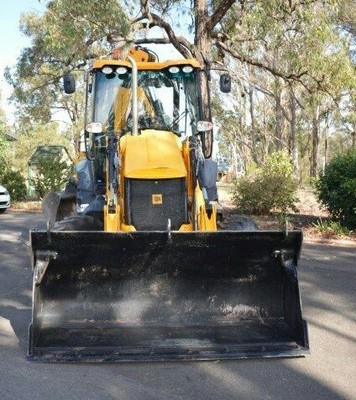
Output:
0,169,27,201
13,122,72,175
232,151,298,215
5,0,129,150
315,149,356,228
0,93,10,166
5,0,356,182
31,153,73,198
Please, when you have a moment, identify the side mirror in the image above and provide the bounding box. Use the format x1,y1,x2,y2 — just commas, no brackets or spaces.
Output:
85,122,103,134
197,121,213,159
84,123,102,161
63,73,76,94
197,120,213,132
220,74,231,93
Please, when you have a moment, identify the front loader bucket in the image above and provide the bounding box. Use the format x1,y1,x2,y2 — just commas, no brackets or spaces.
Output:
28,230,309,362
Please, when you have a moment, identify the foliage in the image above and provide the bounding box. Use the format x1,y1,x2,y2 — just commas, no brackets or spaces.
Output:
315,149,356,228
232,151,298,215
0,133,10,166
31,153,73,198
211,0,355,179
312,218,352,237
0,97,26,201
13,122,72,175
5,0,129,141
0,99,10,166
4,0,356,186
0,168,27,201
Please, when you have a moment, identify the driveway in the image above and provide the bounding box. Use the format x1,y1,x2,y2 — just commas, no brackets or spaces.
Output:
0,210,355,400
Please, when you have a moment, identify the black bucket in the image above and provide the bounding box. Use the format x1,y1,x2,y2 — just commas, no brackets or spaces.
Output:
28,230,309,362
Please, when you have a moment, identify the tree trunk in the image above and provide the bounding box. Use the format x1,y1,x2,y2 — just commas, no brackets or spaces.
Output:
274,79,285,151
289,88,299,177
323,128,328,174
310,105,320,178
273,49,285,151
248,85,257,162
194,0,211,119
194,0,213,156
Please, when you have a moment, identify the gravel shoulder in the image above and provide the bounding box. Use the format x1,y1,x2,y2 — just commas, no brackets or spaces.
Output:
218,183,355,242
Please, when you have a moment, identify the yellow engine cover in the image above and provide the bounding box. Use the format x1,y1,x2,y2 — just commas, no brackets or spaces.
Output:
120,130,187,179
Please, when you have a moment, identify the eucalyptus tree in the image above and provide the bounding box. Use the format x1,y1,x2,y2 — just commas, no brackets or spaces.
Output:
0,95,10,166
6,0,356,179
129,1,355,176
5,0,129,149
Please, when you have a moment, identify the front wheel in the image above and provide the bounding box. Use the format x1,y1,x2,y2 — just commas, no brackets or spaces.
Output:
53,214,103,231
225,214,257,231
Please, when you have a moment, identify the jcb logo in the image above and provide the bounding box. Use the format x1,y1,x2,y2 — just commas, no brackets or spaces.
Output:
152,194,163,205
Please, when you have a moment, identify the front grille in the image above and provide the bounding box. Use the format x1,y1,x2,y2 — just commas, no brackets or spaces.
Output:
125,178,187,231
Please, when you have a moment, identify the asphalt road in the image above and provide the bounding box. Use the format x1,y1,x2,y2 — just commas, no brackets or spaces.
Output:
0,210,355,400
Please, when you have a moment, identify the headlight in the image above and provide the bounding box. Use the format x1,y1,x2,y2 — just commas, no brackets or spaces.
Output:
4,190,9,195
182,65,193,73
116,66,128,75
102,66,114,75
168,66,180,74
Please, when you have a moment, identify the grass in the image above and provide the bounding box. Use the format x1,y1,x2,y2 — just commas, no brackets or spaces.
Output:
312,218,353,238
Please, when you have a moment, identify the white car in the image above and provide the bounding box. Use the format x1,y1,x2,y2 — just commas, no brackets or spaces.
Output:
0,185,10,213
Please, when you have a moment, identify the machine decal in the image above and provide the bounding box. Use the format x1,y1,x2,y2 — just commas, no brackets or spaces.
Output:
152,194,163,204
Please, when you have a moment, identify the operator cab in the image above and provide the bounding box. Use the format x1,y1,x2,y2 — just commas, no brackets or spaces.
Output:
89,59,203,140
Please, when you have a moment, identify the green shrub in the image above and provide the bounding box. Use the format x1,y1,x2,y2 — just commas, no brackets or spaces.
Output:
0,168,27,201
315,149,356,228
31,154,73,198
232,151,298,215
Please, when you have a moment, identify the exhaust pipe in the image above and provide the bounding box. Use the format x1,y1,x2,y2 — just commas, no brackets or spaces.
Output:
127,56,138,136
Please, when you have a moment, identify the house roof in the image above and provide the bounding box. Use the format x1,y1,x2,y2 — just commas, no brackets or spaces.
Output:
28,146,72,165
4,132,18,141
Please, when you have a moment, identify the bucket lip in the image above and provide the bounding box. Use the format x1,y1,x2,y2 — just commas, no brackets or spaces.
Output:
30,229,303,239
27,343,310,363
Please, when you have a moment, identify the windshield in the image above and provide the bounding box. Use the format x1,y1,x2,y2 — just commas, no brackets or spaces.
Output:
92,68,201,137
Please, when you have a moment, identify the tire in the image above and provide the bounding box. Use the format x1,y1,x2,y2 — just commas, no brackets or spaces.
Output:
53,214,103,231
0,208,7,214
227,214,257,231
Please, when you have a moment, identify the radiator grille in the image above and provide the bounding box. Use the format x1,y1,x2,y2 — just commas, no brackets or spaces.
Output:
125,178,187,231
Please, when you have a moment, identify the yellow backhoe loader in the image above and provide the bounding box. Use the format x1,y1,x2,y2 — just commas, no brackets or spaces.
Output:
28,47,308,362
